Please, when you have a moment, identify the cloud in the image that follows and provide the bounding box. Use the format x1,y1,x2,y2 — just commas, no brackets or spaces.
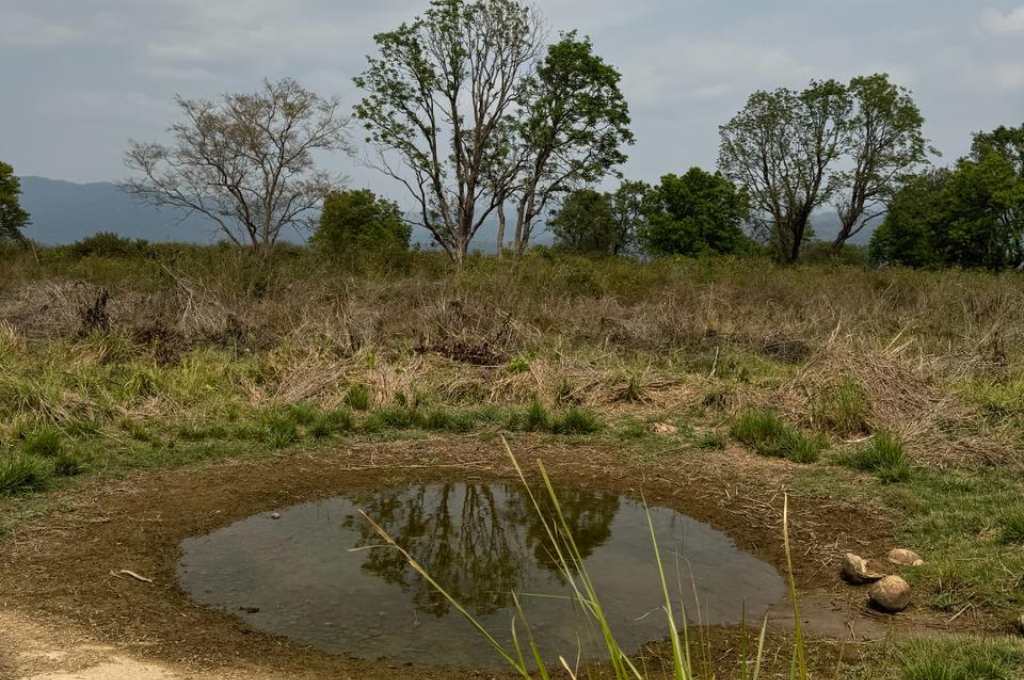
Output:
0,10,81,48
980,6,1024,34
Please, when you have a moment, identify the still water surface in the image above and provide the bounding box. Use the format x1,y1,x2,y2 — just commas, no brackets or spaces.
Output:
179,482,786,667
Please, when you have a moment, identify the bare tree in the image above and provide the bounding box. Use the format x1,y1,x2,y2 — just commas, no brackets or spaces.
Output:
354,0,543,264
123,78,350,254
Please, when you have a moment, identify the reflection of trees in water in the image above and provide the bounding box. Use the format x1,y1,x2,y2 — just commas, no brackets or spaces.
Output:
343,483,621,617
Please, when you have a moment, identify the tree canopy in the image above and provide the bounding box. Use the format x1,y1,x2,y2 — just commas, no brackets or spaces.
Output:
0,161,31,244
354,0,632,263
639,168,750,257
312,189,411,263
870,124,1024,270
720,74,928,262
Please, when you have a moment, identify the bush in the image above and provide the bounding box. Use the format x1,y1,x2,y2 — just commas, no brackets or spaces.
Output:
838,431,911,483
730,410,824,464
0,452,52,494
69,232,151,258
311,189,410,265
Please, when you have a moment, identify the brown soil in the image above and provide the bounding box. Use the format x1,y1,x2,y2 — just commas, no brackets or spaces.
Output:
0,436,951,678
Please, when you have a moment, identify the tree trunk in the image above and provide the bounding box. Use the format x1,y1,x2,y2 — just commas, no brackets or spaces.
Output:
495,202,506,258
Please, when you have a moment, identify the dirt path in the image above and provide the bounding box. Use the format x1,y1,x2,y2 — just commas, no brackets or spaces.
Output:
0,610,285,680
0,435,953,678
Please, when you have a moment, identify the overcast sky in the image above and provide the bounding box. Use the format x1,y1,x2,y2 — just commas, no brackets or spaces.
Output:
3,0,1023,202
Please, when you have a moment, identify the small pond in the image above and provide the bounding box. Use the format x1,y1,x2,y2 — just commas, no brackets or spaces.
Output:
178,482,786,667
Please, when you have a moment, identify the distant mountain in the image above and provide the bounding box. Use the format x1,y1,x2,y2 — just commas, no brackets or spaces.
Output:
16,176,866,249
19,177,224,245
16,176,540,250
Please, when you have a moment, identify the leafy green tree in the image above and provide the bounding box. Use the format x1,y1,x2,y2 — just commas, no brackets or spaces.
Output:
832,74,930,249
719,80,851,263
608,180,650,255
509,33,634,254
639,168,750,257
354,2,632,263
870,127,1024,270
0,162,31,244
549,189,617,254
869,170,948,268
312,189,411,263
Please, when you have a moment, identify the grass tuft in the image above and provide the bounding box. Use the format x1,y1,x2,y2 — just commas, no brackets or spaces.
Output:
0,453,53,494
22,428,64,458
730,410,823,464
998,508,1024,545
344,384,371,411
549,407,602,435
839,431,911,483
898,637,1024,680
814,377,871,435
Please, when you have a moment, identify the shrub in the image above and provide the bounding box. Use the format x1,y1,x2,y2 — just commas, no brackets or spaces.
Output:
839,431,911,483
345,384,372,411
69,232,151,258
0,453,52,494
730,410,823,464
311,189,410,265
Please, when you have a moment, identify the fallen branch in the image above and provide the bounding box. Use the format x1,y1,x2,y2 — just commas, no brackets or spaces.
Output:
111,569,154,584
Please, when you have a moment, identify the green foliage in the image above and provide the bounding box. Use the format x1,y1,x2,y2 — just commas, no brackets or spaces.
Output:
720,80,851,262
730,410,823,463
520,400,550,432
550,189,620,255
312,189,410,264
639,168,751,257
0,452,52,494
70,232,151,258
871,124,1024,271
0,161,31,244
839,431,911,483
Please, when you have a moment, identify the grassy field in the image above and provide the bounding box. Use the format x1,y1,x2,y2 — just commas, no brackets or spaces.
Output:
2,243,1024,677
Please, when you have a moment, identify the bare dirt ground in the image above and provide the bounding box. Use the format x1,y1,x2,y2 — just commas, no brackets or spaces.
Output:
0,436,964,679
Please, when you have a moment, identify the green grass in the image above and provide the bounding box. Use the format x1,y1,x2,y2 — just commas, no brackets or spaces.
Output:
22,427,64,458
730,410,824,464
0,453,53,494
694,430,727,451
310,408,355,439
838,431,911,483
549,407,602,435
998,508,1024,545
344,384,371,411
897,638,1024,680
813,377,870,435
